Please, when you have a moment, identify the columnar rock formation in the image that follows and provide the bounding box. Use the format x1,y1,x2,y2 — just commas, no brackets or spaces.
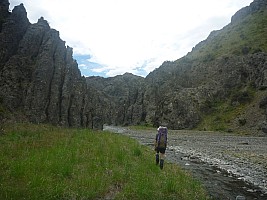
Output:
0,3,94,128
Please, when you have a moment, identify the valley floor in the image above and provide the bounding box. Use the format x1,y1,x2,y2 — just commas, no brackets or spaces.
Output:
104,126,267,200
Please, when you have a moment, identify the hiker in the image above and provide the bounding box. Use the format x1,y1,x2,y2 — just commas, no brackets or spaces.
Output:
154,126,167,169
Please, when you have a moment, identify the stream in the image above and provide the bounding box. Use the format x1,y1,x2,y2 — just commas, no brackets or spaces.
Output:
103,126,267,200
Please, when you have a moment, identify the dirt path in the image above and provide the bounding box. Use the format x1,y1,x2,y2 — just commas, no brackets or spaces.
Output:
104,126,267,200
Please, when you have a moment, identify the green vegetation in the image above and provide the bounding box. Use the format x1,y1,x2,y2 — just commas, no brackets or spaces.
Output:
189,9,267,61
197,86,255,132
0,123,208,200
189,8,267,133
197,101,246,131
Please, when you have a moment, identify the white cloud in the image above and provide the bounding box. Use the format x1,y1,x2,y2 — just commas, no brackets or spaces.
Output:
9,0,253,77
78,64,87,69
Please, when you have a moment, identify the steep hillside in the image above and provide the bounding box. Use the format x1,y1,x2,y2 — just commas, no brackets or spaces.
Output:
144,0,267,133
188,0,267,61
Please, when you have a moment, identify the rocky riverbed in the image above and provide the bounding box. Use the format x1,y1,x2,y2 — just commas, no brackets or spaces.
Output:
103,126,267,200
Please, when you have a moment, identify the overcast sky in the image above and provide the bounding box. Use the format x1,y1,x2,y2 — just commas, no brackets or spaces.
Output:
9,0,253,77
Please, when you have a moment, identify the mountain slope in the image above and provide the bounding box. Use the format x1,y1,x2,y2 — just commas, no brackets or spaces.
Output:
143,0,267,133
187,0,267,62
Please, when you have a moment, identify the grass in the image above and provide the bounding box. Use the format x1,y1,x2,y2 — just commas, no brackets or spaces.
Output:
197,85,256,132
200,101,256,132
197,99,249,132
0,123,208,200
188,9,267,61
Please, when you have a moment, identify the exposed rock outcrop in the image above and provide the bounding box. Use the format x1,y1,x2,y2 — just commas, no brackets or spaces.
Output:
0,0,10,31
144,53,267,130
231,0,267,23
0,3,94,128
86,73,146,126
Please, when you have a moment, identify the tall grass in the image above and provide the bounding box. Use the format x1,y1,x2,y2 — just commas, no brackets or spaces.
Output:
0,123,208,199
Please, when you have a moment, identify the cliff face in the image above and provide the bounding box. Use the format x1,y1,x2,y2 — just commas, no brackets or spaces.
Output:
86,73,146,126
1,0,267,134
0,3,94,128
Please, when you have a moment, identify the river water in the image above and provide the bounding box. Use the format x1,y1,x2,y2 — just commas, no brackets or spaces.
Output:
103,126,267,200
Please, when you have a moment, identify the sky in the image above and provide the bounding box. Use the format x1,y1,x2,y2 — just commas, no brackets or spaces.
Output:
9,0,253,77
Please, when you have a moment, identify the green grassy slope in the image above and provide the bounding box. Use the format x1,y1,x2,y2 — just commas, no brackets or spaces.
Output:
0,123,208,200
188,9,267,62
186,8,267,133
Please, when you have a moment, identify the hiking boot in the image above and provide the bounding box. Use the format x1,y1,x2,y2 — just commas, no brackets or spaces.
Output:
156,154,159,165
160,159,164,169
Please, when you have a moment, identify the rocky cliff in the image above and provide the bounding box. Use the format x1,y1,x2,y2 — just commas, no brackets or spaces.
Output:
86,73,146,126
0,2,96,128
1,0,267,134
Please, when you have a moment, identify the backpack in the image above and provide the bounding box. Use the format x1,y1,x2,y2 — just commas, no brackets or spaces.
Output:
157,126,168,148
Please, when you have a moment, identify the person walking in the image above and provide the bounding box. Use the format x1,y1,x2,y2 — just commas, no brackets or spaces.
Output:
154,126,167,169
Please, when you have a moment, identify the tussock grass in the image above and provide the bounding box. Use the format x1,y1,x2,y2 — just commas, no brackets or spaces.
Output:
0,123,208,200
188,9,267,61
